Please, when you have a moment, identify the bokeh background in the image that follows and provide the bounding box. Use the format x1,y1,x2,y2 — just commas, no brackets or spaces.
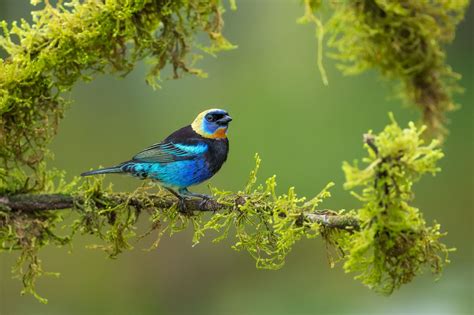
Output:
1,1,473,314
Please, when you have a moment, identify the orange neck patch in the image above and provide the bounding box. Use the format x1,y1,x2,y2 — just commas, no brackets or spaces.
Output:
207,127,227,139
192,124,227,139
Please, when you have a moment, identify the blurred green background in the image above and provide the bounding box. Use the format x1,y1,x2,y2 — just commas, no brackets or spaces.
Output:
1,1,473,314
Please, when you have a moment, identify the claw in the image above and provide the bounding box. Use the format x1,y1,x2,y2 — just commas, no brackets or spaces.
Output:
164,187,191,215
198,197,210,208
178,197,186,212
165,187,213,214
177,197,193,215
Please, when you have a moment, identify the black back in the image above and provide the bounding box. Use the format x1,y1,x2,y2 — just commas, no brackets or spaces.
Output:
166,125,229,174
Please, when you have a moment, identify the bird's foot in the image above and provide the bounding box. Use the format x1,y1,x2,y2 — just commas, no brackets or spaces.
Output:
164,187,193,215
177,197,193,215
198,195,212,208
178,188,213,209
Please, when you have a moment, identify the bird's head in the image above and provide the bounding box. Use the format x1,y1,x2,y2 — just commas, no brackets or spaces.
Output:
191,109,232,139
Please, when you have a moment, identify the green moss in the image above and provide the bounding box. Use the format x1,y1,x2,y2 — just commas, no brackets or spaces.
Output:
0,169,77,303
308,0,468,138
341,114,452,294
298,0,327,86
192,154,334,269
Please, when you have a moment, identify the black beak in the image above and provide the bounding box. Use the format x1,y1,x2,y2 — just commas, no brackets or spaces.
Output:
217,115,232,125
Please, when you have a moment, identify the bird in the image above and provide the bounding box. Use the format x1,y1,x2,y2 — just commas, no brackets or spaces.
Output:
81,108,232,212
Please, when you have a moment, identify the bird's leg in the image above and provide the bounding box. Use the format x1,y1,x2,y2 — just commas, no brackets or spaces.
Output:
178,188,212,208
164,187,189,214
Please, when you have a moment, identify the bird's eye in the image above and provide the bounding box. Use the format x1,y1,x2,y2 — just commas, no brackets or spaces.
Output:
205,114,215,122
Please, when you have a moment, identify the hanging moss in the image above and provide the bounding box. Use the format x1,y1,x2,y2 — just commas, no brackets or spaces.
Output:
302,0,468,138
341,114,452,294
0,169,76,303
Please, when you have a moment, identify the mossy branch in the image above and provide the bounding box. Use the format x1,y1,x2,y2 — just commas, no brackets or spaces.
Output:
0,117,451,302
0,192,360,229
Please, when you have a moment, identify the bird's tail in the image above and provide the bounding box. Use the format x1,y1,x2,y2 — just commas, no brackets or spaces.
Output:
81,166,123,177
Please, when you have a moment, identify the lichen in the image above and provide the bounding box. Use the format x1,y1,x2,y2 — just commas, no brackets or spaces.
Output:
341,114,452,294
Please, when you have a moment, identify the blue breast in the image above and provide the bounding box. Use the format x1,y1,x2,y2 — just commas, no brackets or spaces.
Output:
123,158,212,188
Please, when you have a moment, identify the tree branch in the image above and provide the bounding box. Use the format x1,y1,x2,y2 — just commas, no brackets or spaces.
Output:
0,193,359,231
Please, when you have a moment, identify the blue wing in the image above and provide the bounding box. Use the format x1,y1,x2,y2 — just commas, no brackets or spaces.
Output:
132,141,208,163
